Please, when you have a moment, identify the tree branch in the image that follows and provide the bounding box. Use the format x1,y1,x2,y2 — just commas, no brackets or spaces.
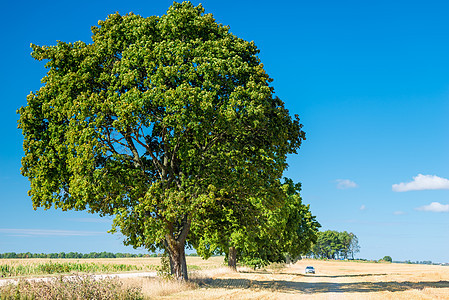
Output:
123,129,144,170
130,127,165,179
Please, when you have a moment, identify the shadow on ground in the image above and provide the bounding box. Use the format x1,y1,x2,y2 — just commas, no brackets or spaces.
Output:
197,278,449,294
275,272,391,278
239,269,393,278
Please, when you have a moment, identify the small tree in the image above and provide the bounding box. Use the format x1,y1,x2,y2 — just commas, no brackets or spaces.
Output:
18,2,304,280
234,179,320,268
192,178,320,269
382,256,392,262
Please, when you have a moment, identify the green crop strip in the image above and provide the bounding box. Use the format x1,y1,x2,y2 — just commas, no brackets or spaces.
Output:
0,262,157,278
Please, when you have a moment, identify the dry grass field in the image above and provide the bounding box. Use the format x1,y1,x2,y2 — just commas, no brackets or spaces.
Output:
2,257,449,299
136,258,449,299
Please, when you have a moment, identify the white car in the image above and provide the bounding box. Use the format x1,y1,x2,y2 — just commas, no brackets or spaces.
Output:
305,266,315,274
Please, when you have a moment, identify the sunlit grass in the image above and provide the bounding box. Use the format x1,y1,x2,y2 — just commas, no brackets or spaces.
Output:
0,275,143,300
3,258,449,299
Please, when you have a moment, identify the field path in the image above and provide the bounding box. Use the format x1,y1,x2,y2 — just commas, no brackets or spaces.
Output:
180,263,349,299
0,271,157,287
282,263,345,298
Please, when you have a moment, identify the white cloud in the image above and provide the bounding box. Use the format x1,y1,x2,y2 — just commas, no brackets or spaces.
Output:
0,229,105,237
336,179,358,189
360,205,366,211
392,174,449,192
415,202,449,213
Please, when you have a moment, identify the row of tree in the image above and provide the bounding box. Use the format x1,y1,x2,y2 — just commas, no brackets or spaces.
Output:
0,252,157,259
0,252,205,259
310,230,360,259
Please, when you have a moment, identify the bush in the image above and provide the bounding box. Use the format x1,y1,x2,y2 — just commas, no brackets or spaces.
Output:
157,255,173,280
382,256,392,262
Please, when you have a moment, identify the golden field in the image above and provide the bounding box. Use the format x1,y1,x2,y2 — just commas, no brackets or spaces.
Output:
134,257,449,299
2,257,449,299
171,258,449,299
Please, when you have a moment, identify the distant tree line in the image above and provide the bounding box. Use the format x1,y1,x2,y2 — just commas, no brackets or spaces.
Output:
310,230,360,259
381,256,392,262
0,252,198,259
404,260,434,265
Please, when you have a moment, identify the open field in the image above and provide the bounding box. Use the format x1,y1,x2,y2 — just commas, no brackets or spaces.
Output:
0,256,224,278
168,259,449,299
0,256,223,270
133,258,449,299
0,258,157,278
2,257,449,299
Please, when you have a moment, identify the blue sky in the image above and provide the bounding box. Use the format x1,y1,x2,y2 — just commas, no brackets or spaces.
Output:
1,0,448,262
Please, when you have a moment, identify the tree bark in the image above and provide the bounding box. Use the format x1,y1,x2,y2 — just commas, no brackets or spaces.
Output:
166,240,188,280
228,246,237,271
165,219,191,280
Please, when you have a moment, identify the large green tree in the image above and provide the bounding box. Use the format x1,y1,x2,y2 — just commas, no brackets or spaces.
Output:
18,2,304,280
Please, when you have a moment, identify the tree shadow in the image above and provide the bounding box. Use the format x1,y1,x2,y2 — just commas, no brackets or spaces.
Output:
198,278,449,294
239,270,390,278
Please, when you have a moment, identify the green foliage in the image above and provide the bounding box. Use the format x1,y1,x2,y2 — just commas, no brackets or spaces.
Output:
0,262,156,278
18,1,304,279
240,257,268,270
237,179,320,268
382,256,392,262
157,253,174,280
192,178,320,269
311,230,360,259
0,252,153,259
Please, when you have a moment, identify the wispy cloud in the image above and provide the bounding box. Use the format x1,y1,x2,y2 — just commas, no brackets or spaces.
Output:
360,205,366,211
393,211,406,215
67,218,112,223
336,179,358,189
415,202,449,213
0,229,105,237
392,174,449,192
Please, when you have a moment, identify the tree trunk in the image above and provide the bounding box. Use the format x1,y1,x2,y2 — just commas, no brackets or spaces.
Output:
228,246,237,271
166,240,188,280
165,219,191,281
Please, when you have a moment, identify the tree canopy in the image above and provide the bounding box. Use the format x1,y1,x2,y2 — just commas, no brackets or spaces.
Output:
311,230,360,260
233,179,320,268
18,2,305,280
382,256,392,263
192,178,320,269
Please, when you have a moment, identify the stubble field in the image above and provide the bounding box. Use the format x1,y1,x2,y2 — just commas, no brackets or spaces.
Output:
174,259,449,299
2,257,449,299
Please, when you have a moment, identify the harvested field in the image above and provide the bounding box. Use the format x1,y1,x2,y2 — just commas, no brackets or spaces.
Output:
153,258,449,299
3,257,449,299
